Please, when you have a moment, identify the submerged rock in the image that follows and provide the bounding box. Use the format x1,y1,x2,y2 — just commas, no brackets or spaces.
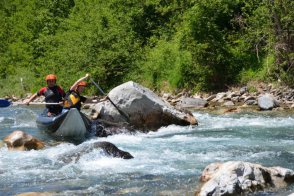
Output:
3,130,44,151
57,141,134,163
196,161,294,196
91,81,197,131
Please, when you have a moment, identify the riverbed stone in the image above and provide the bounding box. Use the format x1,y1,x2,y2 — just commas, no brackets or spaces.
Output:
206,94,216,102
244,96,255,102
240,86,248,95
3,130,44,151
211,93,227,103
91,81,197,131
247,100,258,105
223,101,234,107
57,141,133,163
196,161,294,196
258,93,279,110
176,97,208,108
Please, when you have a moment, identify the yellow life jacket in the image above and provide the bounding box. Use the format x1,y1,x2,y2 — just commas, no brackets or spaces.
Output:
64,91,80,108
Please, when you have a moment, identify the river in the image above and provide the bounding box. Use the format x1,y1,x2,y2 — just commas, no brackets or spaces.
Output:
0,106,293,196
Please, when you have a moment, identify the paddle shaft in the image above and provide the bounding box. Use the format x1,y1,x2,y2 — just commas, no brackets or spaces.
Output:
0,99,62,107
14,102,62,106
90,78,130,123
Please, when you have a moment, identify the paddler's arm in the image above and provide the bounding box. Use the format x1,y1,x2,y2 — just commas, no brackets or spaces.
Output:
70,73,90,91
24,93,38,105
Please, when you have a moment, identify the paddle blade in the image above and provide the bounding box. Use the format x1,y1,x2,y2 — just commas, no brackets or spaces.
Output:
0,99,12,107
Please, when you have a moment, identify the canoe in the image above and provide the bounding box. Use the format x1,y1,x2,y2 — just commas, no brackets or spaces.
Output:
36,108,92,138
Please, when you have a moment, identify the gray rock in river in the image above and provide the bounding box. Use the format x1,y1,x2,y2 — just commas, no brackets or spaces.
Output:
3,130,45,151
57,141,133,163
196,161,294,196
258,93,279,110
91,81,197,131
176,97,208,108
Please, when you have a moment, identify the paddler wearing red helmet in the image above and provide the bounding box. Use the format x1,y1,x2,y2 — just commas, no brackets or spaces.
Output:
64,74,89,111
24,74,65,116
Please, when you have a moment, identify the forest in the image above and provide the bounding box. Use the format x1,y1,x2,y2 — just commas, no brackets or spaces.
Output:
0,0,293,97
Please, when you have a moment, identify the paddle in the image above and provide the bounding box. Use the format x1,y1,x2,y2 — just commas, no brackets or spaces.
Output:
0,99,62,107
90,78,130,123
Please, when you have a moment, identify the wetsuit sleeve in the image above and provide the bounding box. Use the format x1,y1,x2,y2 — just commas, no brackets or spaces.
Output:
37,87,47,96
57,86,66,97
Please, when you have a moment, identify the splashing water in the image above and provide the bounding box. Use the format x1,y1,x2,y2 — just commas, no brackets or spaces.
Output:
0,107,293,195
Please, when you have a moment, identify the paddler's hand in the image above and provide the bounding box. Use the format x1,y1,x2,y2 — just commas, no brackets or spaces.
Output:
59,101,64,106
23,100,30,105
85,73,90,79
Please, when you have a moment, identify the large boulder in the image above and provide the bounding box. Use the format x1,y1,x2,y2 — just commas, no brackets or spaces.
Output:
196,161,294,196
92,81,197,130
3,130,45,151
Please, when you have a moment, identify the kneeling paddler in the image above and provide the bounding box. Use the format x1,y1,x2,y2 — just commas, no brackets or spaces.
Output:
64,74,89,111
24,74,65,116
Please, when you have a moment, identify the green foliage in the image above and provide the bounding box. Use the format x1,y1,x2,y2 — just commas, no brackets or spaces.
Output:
177,0,244,91
238,68,259,84
247,85,257,93
138,40,192,91
34,0,144,94
0,66,36,97
237,0,294,86
0,0,293,97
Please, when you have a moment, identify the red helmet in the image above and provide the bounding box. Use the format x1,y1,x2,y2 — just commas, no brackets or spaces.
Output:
45,74,57,81
77,81,87,87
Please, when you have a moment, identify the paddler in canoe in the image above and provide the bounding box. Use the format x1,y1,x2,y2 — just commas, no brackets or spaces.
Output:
24,74,65,116
35,73,93,138
63,73,90,110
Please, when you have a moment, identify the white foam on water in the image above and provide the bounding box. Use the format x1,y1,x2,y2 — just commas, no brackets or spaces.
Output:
145,124,195,138
11,122,37,128
193,112,294,129
12,109,38,128
92,133,144,145
248,151,280,159
1,110,294,195
79,156,128,173
70,136,186,175
166,134,195,142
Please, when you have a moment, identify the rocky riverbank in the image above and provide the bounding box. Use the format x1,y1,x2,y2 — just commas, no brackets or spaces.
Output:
4,82,294,114
160,82,294,113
